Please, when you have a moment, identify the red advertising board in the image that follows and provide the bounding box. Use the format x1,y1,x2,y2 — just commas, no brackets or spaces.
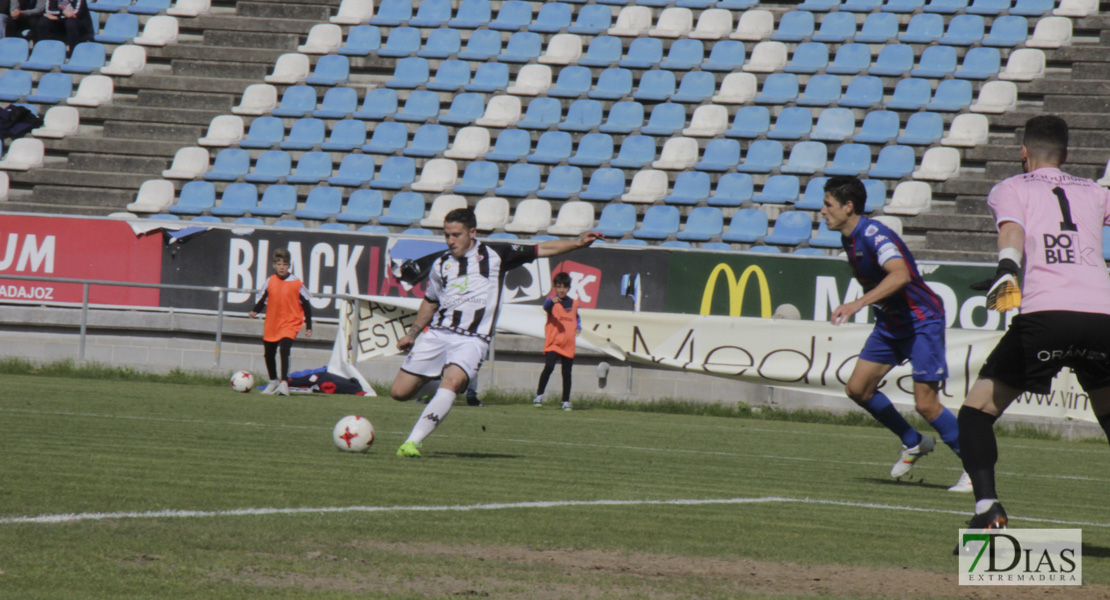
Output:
0,215,163,306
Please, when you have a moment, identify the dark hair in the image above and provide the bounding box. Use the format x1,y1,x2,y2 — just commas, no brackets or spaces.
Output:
272,248,291,263
553,272,572,287
444,207,477,230
823,175,867,216
1022,115,1068,164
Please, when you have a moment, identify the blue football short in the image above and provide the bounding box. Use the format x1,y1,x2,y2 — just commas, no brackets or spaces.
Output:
859,319,948,382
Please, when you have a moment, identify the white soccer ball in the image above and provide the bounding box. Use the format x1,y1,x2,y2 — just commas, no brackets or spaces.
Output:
230,370,254,393
333,415,375,452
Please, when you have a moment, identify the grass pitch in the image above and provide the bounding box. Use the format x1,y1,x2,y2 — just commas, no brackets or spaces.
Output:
2,372,1109,599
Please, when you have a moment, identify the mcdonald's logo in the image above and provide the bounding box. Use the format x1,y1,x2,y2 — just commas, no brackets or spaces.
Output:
699,263,772,318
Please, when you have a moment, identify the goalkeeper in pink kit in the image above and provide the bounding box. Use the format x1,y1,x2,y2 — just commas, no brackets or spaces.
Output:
956,115,1110,533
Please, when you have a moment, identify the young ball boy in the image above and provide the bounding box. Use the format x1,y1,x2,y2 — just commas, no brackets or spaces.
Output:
249,248,313,395
534,272,580,411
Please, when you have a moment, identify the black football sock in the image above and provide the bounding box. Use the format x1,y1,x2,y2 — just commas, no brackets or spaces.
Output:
958,406,1000,502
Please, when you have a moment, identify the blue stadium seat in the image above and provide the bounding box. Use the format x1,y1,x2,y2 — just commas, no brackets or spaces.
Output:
568,4,612,34
329,153,376,186
703,242,734,252
982,16,1028,48
286,151,333,184
279,118,326,150
796,74,841,107
588,68,633,101
869,44,914,77
88,0,130,12
754,174,802,204
780,142,827,176
304,54,349,86
659,240,691,249
499,31,542,63
633,205,680,240
369,0,413,25
708,173,755,207
799,0,841,11
955,47,1001,80
754,73,799,105
882,0,925,13
579,168,625,201
863,179,888,211
169,181,217,215
488,232,519,240
438,93,485,126
457,29,501,60
559,99,604,132
370,156,417,189
736,140,783,174
567,132,614,166
537,165,583,200
273,220,306,229
725,105,771,138
294,187,343,220
938,14,985,46
418,29,461,59
409,0,452,26
21,40,66,71
362,121,409,154
924,0,968,13
338,25,382,56
0,38,30,68
722,208,768,243
386,57,430,89
640,103,686,136
671,71,716,103
784,41,828,74
812,12,856,43
764,211,812,245
771,10,815,43
767,106,813,140
811,107,855,142
609,135,656,168
911,45,958,78
313,87,358,119
868,144,916,179
855,12,898,42
452,160,500,195
26,73,73,104
899,13,944,43
95,13,139,43
824,143,872,176
841,0,881,11
853,110,900,143
676,206,724,242
321,119,368,152
599,101,644,134
427,59,472,93
485,129,532,162
826,43,870,75
795,176,830,210
272,85,317,118
809,222,842,248
251,185,298,217
463,62,509,92
632,69,676,102
695,139,741,172
702,40,746,72
403,124,449,157
379,192,427,225
716,0,758,7
490,0,532,31
665,171,711,206
318,223,351,232
245,150,292,183
358,225,391,234
494,163,541,196
518,97,563,130
578,35,623,67
660,39,704,71
353,88,397,120
394,90,440,122
620,38,663,69
527,131,573,165
966,0,1009,14
595,203,637,239
211,183,258,217
926,79,972,112
449,0,492,28
897,112,943,145
337,189,384,223
204,148,250,181
529,2,572,32
372,27,420,57
0,70,31,101
886,78,932,111
548,66,593,98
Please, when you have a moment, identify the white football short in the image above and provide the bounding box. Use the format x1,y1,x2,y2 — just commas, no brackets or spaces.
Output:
400,327,488,382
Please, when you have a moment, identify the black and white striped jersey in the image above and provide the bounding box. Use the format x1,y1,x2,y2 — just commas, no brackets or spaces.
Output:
424,241,538,341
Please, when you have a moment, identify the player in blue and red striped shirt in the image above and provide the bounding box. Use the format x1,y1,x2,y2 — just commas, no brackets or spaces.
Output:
821,175,967,490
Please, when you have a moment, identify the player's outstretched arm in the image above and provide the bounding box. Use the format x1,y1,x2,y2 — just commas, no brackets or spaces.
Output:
970,221,1024,312
535,231,605,258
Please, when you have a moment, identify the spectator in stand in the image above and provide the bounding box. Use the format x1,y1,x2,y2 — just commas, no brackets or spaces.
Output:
35,0,93,52
9,0,45,40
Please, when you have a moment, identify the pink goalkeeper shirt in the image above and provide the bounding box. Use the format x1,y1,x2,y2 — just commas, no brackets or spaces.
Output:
987,167,1110,316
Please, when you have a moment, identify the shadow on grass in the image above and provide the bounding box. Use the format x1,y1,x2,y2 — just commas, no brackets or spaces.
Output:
857,476,954,492
1081,543,1110,559
433,452,520,460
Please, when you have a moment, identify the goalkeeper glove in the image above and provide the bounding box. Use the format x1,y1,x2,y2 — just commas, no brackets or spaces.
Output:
970,257,1021,312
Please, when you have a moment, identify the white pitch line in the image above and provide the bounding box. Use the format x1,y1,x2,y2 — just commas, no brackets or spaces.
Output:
4,496,1110,529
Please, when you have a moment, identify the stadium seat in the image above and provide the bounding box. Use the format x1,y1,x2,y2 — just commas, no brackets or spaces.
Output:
1001,49,1046,81
640,103,686,136
410,0,451,26
538,33,582,65
559,99,603,132
95,13,139,44
578,35,622,67
420,195,468,228
955,47,1001,80
619,37,663,69
695,139,741,172
862,180,888,212
26,73,73,104
653,137,699,170
537,165,583,200
328,153,375,186
622,169,668,204
490,0,533,31
272,85,317,118
527,131,573,165
394,90,440,123
982,16,1028,47
912,46,957,78
771,10,815,43
579,168,625,202
237,117,283,150
636,70,681,102
475,95,521,128
272,220,306,229
449,0,491,27
913,147,960,181
507,64,552,96
701,39,746,72
938,14,984,46
379,192,427,226
567,133,614,167
279,118,326,150
161,147,209,180
32,105,80,139
754,73,799,105
210,183,257,217
306,54,348,85
547,66,592,98
444,126,491,160
353,88,397,120
337,189,385,223
1012,0,1054,15
595,203,637,238
426,60,472,92
321,119,368,151
599,101,644,134
721,208,768,243
824,143,872,176
494,163,541,197
369,0,412,25
780,142,827,176
369,156,416,189
338,25,382,56
730,9,773,41
633,205,681,240
725,105,771,138
264,53,309,84
811,108,854,142
799,0,841,10
474,197,510,230
785,42,828,74
869,44,914,77
664,171,711,206
286,151,332,184
362,121,409,154
21,40,66,71
795,176,830,210
329,0,372,23
897,113,944,145
517,97,563,130
244,150,292,184
609,5,651,36
0,70,31,102
127,179,175,213
867,145,916,179
676,207,724,242
649,7,694,38
796,74,841,107
853,110,899,144
899,13,943,43
452,160,499,195
839,75,882,109
485,129,532,162
204,148,250,181
504,199,553,233
712,73,757,105
386,57,430,89
530,2,572,33
736,140,783,174
808,222,842,248
659,39,704,71
610,135,656,169
942,113,989,147
416,26,462,56
886,78,932,111
294,187,342,220
169,181,217,215
569,4,612,34
812,12,856,43
826,43,870,75
0,38,29,68
708,173,755,207
682,105,729,138
743,40,787,73
548,201,596,236
411,159,460,193
589,68,633,101
456,29,500,60
299,24,343,54
970,80,1018,113
855,12,898,42
767,106,813,141
402,124,449,157
926,79,972,112
232,84,278,116
764,211,812,246
689,8,732,40
497,31,542,63
196,114,242,146
464,62,509,93
1054,0,1098,17
885,181,932,215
